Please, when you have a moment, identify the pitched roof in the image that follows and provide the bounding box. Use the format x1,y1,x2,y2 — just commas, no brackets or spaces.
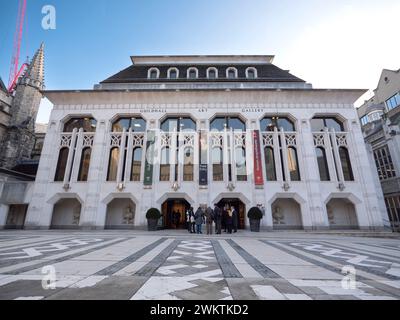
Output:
101,63,305,84
0,77,7,93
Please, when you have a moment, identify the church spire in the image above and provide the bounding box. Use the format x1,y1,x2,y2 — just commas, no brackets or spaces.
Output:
20,43,45,90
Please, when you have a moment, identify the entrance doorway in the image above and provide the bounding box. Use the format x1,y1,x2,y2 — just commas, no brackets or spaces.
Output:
5,204,28,229
217,198,246,229
161,199,191,229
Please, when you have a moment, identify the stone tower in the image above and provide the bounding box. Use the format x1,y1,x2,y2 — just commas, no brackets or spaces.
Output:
0,43,45,169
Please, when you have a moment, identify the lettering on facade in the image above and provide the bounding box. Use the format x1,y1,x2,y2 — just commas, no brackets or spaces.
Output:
242,108,264,113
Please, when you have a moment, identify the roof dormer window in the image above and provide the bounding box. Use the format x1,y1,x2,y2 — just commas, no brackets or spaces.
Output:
226,67,238,79
168,68,179,79
246,67,257,79
187,67,199,79
207,67,218,79
148,67,160,79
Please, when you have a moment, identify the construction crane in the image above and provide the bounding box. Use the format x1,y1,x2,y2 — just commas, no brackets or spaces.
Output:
7,0,27,93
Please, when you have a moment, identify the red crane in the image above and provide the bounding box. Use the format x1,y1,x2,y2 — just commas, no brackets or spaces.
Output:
7,0,27,93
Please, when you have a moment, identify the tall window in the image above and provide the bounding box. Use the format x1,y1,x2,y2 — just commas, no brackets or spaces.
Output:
160,147,170,181
235,147,247,181
212,148,223,181
63,117,97,132
316,147,330,181
78,147,92,182
112,117,146,132
161,117,196,132
210,116,246,131
54,148,69,181
386,92,400,111
260,117,295,132
373,146,396,180
339,147,354,181
264,147,276,181
183,148,194,181
311,117,344,132
131,148,142,181
288,147,300,181
107,147,119,181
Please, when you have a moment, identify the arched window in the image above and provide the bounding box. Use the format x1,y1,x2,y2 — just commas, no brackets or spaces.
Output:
161,117,196,132
311,117,344,132
148,68,159,79
288,147,300,181
226,67,238,79
168,68,179,79
54,148,69,182
210,116,246,132
131,148,142,182
264,147,276,181
160,147,170,181
112,117,146,132
207,68,218,79
78,147,92,182
183,148,194,181
212,148,223,181
339,147,354,181
316,147,330,181
107,147,120,181
63,117,97,132
260,116,295,132
235,147,247,181
187,68,198,79
246,67,257,79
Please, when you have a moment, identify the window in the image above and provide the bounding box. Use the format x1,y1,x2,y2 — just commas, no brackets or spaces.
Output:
168,68,179,79
264,147,276,181
112,117,146,132
77,147,92,182
360,111,383,126
210,116,246,132
385,196,400,231
207,68,218,79
311,117,344,132
63,117,97,132
107,147,120,181
373,146,396,180
226,67,237,79
161,117,196,132
212,148,223,181
360,115,369,126
131,148,142,181
316,147,330,181
235,147,247,181
339,147,354,181
160,147,170,181
386,92,400,111
148,68,159,79
246,67,257,79
260,117,295,132
288,147,300,181
183,148,194,181
54,148,69,181
187,68,198,79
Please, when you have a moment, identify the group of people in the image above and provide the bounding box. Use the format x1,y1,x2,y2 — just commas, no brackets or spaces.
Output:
185,204,239,235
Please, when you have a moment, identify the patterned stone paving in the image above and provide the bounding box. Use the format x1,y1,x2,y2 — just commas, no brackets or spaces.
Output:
0,230,399,300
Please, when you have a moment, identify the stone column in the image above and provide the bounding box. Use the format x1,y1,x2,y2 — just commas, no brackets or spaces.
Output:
273,128,283,182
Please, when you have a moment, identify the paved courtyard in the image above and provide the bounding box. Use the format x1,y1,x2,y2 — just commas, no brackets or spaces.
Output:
0,230,399,300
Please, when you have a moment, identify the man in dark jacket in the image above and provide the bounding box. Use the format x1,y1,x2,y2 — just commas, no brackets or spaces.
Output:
194,207,204,234
205,207,214,235
232,206,238,233
214,204,222,234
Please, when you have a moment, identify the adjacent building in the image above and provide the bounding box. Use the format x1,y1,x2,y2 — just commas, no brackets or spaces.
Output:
358,69,400,231
15,54,389,231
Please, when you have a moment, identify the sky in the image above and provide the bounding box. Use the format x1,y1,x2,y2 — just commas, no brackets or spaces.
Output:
0,0,399,124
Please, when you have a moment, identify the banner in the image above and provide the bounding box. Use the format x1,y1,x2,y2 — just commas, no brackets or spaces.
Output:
253,130,264,186
144,130,155,186
199,130,208,186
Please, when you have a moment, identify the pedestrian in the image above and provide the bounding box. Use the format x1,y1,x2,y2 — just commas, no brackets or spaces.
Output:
194,207,204,234
175,210,181,229
187,207,194,233
226,209,233,234
214,204,222,234
232,206,238,233
205,206,214,235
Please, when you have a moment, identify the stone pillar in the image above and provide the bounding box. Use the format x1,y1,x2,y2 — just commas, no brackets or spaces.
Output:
273,128,283,182
0,204,9,229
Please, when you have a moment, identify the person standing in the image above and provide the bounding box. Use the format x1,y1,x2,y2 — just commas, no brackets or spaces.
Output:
186,207,194,233
175,210,181,229
205,206,214,235
226,208,233,234
195,207,204,234
214,204,222,234
222,207,227,233
232,206,238,233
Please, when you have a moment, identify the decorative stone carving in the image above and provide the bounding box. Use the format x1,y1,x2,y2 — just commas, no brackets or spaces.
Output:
272,206,285,225
327,205,335,225
123,205,134,225
227,182,235,191
72,206,81,225
313,134,325,147
282,182,290,191
262,134,274,147
172,182,180,191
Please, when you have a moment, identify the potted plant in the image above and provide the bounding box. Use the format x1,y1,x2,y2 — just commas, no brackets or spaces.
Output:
247,207,263,232
146,208,161,231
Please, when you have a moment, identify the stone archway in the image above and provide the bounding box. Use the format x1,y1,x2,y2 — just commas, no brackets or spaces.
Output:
51,198,81,229
271,198,303,230
326,198,358,229
105,198,136,229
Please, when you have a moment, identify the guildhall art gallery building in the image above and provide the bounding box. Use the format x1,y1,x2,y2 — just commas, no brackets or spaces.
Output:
24,55,390,230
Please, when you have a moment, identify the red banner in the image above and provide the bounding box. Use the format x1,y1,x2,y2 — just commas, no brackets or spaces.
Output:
253,130,264,186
